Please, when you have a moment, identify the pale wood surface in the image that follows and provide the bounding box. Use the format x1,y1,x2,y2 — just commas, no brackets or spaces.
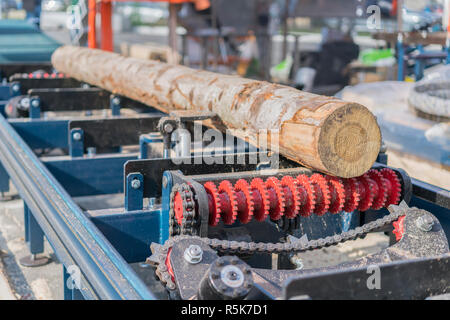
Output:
52,46,381,177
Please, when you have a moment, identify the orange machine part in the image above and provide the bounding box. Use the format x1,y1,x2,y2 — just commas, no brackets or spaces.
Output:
88,0,196,51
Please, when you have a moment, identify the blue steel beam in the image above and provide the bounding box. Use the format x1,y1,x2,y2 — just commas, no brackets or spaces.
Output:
88,208,161,263
0,113,155,300
10,118,69,149
42,154,136,197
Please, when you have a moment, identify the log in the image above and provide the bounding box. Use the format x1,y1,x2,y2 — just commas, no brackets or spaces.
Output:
51,46,381,178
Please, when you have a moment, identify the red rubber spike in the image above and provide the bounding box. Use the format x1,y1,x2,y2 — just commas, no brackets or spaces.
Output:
173,192,184,225
218,180,239,225
296,174,316,217
265,177,286,221
165,248,175,282
203,181,221,226
250,178,270,221
281,176,301,219
393,216,406,241
380,168,402,206
234,179,254,224
366,169,388,210
326,176,346,214
342,178,360,212
173,185,194,225
356,175,375,212
309,174,330,216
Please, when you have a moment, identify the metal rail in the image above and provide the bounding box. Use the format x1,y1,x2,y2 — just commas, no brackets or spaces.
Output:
0,113,155,300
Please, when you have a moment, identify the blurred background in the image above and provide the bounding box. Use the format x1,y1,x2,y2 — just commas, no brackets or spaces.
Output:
0,0,449,189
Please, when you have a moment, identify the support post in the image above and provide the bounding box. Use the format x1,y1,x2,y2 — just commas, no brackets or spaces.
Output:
125,173,144,212
69,128,84,157
100,1,113,51
88,0,96,48
20,203,50,267
168,3,178,62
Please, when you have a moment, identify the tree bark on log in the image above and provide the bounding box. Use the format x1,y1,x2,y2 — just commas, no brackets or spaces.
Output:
51,45,381,178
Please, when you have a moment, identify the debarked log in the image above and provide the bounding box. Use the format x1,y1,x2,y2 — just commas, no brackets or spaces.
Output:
52,45,381,178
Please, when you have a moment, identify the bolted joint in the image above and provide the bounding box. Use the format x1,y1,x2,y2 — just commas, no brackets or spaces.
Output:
157,117,177,134
289,254,304,270
11,84,20,92
31,99,40,108
72,132,82,141
131,179,141,190
163,123,174,134
111,96,121,105
184,244,203,264
416,215,434,232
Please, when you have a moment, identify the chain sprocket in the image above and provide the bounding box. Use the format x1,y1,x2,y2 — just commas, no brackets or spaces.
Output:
155,206,406,294
169,183,199,237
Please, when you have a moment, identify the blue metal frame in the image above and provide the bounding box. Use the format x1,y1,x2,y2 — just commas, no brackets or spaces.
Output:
0,82,448,300
0,112,155,299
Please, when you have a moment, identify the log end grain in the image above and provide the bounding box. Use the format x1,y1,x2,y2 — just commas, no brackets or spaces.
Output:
318,103,381,178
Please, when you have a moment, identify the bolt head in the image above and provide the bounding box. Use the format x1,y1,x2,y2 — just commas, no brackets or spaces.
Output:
72,132,81,141
131,179,141,190
162,176,168,188
184,244,203,264
12,84,20,92
20,97,30,109
31,99,39,108
416,215,434,232
112,97,121,105
163,123,174,133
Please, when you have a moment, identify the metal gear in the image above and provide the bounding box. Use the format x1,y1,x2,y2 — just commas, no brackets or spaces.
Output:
342,178,360,212
393,215,406,241
203,181,221,226
170,183,197,236
250,178,270,222
380,168,402,206
366,169,388,210
281,175,301,219
234,179,254,224
356,175,375,212
153,205,407,294
309,174,330,216
218,180,239,225
326,176,346,214
296,174,316,217
265,177,286,221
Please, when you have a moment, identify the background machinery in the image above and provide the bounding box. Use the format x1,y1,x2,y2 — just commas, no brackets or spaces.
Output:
0,50,448,299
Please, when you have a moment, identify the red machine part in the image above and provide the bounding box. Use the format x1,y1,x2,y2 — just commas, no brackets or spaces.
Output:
342,178,360,213
203,181,221,226
173,192,184,226
326,176,346,214
265,177,286,220
366,169,388,210
280,176,301,218
309,174,331,216
234,179,254,224
173,168,402,227
217,180,238,225
296,174,316,217
250,178,270,222
393,216,406,241
380,168,402,206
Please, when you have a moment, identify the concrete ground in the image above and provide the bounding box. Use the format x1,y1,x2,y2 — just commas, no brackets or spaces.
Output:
0,189,61,300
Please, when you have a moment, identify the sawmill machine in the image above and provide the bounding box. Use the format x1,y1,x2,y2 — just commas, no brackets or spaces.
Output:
0,46,447,300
